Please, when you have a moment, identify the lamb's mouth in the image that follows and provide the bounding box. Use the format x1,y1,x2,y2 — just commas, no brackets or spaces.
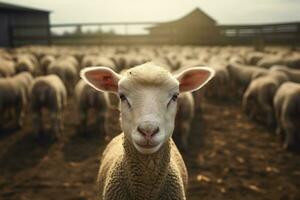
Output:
136,142,159,149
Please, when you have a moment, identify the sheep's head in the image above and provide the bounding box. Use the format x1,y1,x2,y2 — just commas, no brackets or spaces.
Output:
81,62,214,154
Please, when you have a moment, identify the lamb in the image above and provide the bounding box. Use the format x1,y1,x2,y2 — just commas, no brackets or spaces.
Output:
81,62,214,200
0,72,33,128
74,79,106,133
0,58,15,77
30,75,67,139
242,71,289,127
273,82,300,150
48,59,78,95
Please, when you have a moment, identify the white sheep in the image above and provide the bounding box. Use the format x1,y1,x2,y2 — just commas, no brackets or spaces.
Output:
15,55,37,75
273,82,300,150
270,65,300,83
173,92,195,151
0,58,15,77
48,59,78,95
227,62,268,98
242,71,290,127
30,75,67,139
40,55,55,75
81,62,214,200
0,72,33,128
74,79,106,133
103,92,122,141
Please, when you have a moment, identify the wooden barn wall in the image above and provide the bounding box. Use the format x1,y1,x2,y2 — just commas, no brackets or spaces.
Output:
0,11,10,47
0,10,49,47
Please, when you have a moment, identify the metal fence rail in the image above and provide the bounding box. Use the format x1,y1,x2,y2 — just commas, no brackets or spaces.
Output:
9,21,300,46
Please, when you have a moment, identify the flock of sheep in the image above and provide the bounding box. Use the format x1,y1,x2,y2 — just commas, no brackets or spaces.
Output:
0,45,299,199
0,45,299,148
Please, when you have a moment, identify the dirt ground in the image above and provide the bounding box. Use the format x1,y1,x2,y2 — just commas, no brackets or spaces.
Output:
0,99,299,200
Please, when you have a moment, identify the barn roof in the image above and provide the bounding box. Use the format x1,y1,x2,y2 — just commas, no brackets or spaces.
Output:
147,8,217,30
0,1,50,13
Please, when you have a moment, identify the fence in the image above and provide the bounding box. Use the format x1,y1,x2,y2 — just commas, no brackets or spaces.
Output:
219,22,300,45
9,21,300,46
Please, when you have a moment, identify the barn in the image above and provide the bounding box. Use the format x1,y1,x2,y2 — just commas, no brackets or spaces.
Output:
0,2,50,47
147,8,221,45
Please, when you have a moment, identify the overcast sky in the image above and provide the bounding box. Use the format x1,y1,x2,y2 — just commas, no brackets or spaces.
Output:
2,0,300,24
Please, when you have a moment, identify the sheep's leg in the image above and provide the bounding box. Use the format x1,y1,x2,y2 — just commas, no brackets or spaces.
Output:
282,115,297,150
283,128,296,150
50,111,62,140
266,111,276,129
32,110,43,136
79,110,88,133
15,104,24,128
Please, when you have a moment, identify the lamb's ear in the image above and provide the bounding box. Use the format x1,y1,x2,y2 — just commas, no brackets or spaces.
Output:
175,67,215,93
80,66,121,93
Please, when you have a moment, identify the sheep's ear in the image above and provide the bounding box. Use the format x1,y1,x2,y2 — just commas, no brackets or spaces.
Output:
175,67,215,93
80,66,121,93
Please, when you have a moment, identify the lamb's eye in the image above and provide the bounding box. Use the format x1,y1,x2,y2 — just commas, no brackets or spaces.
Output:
167,93,179,107
119,93,131,108
119,93,127,101
171,93,179,101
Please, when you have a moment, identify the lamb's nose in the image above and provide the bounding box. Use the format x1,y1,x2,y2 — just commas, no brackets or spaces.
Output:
137,122,159,140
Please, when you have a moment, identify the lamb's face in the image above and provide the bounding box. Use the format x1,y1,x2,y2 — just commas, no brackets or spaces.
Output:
81,62,215,154
118,76,179,154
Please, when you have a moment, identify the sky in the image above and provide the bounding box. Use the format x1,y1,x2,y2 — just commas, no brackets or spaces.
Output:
1,0,300,25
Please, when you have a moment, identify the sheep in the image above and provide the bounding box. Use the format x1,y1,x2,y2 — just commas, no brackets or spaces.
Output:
81,62,214,200
246,51,265,65
270,65,300,83
40,55,55,75
0,58,15,77
14,72,34,102
283,54,300,69
257,55,284,68
57,55,79,69
103,93,122,141
242,71,290,127
205,62,230,99
0,72,33,128
173,92,195,151
81,55,116,71
229,55,246,64
81,55,97,69
227,62,268,97
48,59,78,95
30,75,67,139
273,82,300,150
15,55,36,75
74,79,106,134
